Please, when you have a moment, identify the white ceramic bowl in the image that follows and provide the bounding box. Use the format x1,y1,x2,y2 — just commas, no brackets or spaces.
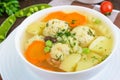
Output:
15,5,120,80
76,0,103,4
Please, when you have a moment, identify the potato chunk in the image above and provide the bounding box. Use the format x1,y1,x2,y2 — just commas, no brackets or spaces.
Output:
89,36,112,55
59,54,81,72
26,21,46,35
76,52,102,71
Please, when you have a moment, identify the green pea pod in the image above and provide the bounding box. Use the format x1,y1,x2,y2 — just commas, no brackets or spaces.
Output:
15,4,51,17
0,4,51,43
0,14,16,42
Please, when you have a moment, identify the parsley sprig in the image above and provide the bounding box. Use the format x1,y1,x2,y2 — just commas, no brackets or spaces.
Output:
0,0,20,16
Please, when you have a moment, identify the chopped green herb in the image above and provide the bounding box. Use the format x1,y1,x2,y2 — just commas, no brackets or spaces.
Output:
91,56,98,63
55,54,62,61
91,56,98,60
65,31,71,37
99,47,103,49
87,29,95,37
52,21,55,24
46,23,49,27
71,20,76,24
56,29,73,37
101,55,109,61
83,58,87,61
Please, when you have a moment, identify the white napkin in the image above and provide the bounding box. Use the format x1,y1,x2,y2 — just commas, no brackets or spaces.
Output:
93,5,120,22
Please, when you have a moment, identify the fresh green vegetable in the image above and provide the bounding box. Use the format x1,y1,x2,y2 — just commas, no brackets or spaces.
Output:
0,4,51,43
44,40,53,53
92,18,101,24
45,40,53,47
44,46,51,53
0,14,16,42
15,4,51,17
82,48,90,54
0,0,20,16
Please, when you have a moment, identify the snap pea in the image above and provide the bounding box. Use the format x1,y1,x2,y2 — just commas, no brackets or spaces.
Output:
0,14,16,42
15,4,51,17
0,4,51,43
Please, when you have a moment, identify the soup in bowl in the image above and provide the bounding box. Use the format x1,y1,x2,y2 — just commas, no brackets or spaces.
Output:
15,5,119,80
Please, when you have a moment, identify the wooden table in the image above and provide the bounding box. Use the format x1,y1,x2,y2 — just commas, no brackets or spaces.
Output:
0,0,120,80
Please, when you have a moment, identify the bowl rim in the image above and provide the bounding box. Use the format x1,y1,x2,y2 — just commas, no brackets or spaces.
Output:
15,5,120,75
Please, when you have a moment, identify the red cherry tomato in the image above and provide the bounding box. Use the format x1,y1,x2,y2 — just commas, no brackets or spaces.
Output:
100,1,113,16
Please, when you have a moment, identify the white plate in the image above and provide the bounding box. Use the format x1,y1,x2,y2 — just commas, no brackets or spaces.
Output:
0,28,120,80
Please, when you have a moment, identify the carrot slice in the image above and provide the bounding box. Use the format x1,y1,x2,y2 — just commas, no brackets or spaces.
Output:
43,11,86,28
63,12,86,28
24,40,50,64
43,11,66,22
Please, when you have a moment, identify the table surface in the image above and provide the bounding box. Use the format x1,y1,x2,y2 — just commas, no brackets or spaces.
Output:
0,0,120,80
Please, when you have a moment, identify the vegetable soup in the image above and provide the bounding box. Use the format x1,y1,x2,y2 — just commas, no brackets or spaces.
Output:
22,10,113,72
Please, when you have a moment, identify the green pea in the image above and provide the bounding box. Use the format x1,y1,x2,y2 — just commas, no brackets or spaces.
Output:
34,6,39,12
15,4,51,18
40,6,45,9
27,12,32,17
46,40,53,47
0,35,4,40
19,11,24,16
29,8,34,13
9,19,14,24
15,10,24,17
44,46,51,53
82,48,90,54
93,18,101,24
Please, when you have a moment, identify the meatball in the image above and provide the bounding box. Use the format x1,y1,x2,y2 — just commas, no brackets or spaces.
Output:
72,26,96,47
43,19,69,37
50,43,70,61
